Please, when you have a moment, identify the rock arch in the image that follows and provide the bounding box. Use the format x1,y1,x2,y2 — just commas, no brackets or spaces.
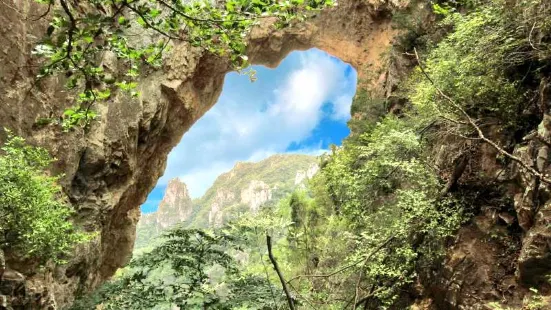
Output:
0,0,401,306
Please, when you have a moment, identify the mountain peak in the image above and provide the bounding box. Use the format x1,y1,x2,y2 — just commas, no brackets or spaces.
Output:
137,178,193,243
136,153,319,250
163,178,189,205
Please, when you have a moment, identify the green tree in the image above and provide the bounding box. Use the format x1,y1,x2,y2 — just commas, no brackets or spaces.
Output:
73,228,279,309
0,132,88,264
409,0,551,131
305,116,464,307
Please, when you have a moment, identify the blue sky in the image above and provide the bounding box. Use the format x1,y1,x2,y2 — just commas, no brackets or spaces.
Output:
142,48,357,213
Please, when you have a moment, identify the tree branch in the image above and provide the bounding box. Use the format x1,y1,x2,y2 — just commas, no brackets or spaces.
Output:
156,0,253,23
267,235,295,310
59,0,76,58
287,235,395,284
31,1,53,21
124,3,181,40
413,47,551,185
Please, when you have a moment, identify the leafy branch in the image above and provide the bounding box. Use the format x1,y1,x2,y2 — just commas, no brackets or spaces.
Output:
32,0,335,130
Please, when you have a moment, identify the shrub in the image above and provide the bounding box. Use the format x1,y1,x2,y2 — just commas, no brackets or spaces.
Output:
0,131,87,264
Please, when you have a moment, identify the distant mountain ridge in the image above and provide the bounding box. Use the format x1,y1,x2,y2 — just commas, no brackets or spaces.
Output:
134,154,319,251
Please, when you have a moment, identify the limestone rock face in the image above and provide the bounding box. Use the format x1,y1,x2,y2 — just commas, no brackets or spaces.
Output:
240,180,273,213
134,154,318,244
208,189,236,227
513,114,551,286
140,178,193,231
208,180,274,226
201,155,317,227
294,163,319,185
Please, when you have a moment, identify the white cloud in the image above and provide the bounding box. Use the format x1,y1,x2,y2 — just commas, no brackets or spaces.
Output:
178,161,235,199
154,49,356,199
332,94,355,120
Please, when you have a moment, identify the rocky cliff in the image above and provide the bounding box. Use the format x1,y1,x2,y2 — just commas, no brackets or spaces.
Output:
195,154,319,228
140,178,193,230
134,178,193,250
134,154,318,250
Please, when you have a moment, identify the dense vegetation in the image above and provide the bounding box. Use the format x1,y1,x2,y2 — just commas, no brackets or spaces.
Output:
0,132,87,265
71,229,282,309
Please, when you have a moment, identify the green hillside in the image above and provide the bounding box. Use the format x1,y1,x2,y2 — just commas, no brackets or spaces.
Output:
189,154,318,228
134,154,318,251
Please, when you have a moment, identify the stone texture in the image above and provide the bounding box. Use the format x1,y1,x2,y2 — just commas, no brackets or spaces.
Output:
208,189,237,227
294,163,319,185
240,180,273,213
511,113,551,286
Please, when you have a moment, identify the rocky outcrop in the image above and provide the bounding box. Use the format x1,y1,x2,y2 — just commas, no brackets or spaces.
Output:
512,113,551,287
413,78,551,308
207,189,236,227
201,155,317,227
139,178,193,231
240,180,273,213
294,163,319,185
207,180,273,226
134,154,317,245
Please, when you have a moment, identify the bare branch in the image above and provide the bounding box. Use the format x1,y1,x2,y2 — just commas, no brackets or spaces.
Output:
287,235,395,284
59,0,76,58
267,235,296,310
529,21,541,51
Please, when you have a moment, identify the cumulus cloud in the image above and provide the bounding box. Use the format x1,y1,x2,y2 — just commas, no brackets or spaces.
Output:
153,49,356,199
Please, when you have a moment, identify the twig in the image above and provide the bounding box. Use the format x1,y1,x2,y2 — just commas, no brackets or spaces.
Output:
59,0,76,58
413,47,551,185
353,287,385,308
156,0,255,23
31,1,52,21
287,235,395,284
125,4,181,40
287,281,317,310
528,21,541,51
267,235,295,310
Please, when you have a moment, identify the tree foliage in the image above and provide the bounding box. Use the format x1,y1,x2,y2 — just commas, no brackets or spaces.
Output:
410,0,551,129
302,116,464,307
0,131,87,264
71,228,280,309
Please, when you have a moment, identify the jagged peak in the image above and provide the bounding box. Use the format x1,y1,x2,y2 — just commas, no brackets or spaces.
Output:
161,178,190,206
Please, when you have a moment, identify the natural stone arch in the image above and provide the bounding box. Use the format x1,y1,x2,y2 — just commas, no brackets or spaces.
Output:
102,0,398,281
0,0,402,306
